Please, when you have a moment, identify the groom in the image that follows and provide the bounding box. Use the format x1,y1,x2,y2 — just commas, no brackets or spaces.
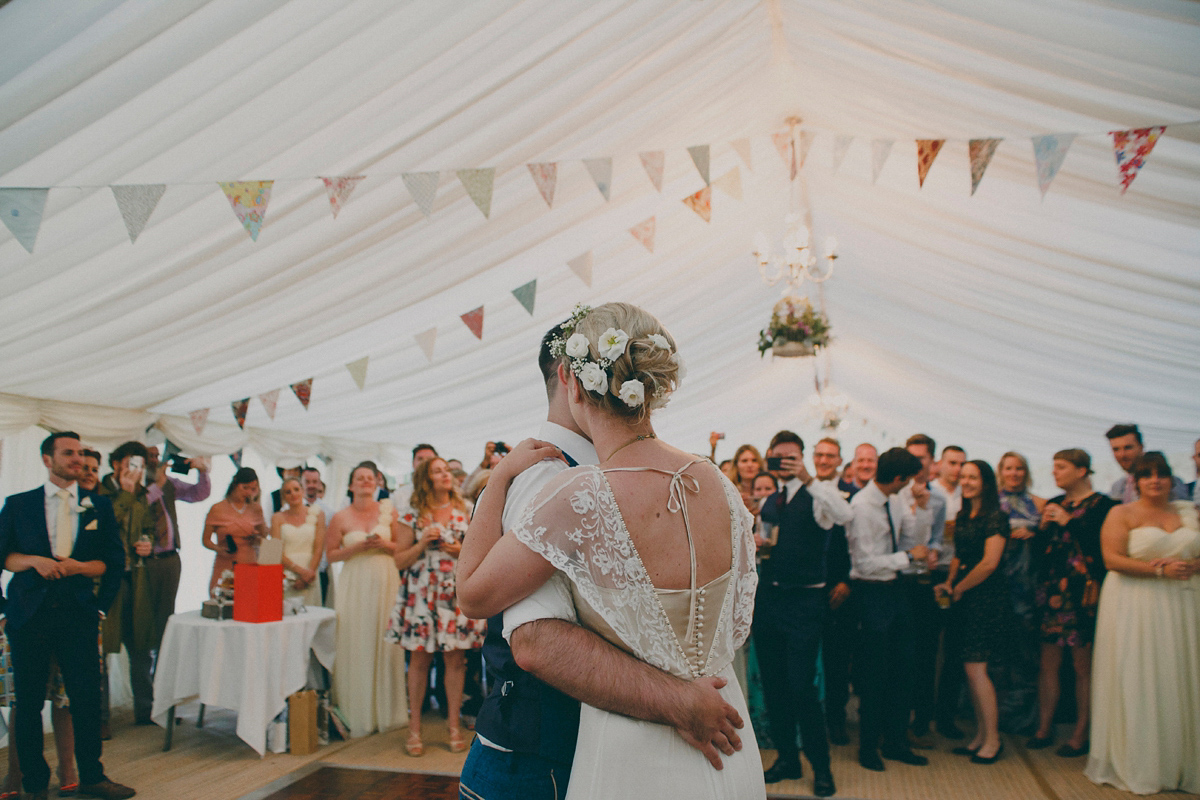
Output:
458,323,745,800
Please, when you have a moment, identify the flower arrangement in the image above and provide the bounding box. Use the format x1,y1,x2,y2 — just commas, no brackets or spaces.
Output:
757,295,831,357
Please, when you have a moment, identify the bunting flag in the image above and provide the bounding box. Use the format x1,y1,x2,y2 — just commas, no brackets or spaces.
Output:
582,158,612,201
230,449,243,469
1032,133,1075,198
111,184,166,243
512,279,537,315
832,135,853,174
457,168,495,218
290,378,313,409
231,398,250,430
682,186,712,222
730,138,753,170
639,151,665,192
527,163,557,208
968,138,1002,195
218,180,273,241
798,131,816,169
687,145,710,185
189,408,209,436
319,176,364,218
345,356,369,390
871,139,894,184
629,217,656,253
916,139,946,188
461,306,484,339
258,388,280,420
568,250,594,287
712,167,742,199
0,188,49,253
1111,126,1164,194
415,327,437,362
402,172,440,217
771,132,795,179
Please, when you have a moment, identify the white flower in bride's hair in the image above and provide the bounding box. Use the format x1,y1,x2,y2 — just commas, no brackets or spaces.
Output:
564,333,590,359
618,379,645,407
671,352,687,381
578,362,608,393
647,333,670,351
597,328,630,361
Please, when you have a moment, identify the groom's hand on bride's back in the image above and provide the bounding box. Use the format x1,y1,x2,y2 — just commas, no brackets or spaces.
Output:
674,676,744,770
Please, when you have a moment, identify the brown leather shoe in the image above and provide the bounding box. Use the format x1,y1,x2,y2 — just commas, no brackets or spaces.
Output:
76,780,135,800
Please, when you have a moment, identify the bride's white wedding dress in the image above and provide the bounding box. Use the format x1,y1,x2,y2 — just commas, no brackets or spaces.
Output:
512,459,764,799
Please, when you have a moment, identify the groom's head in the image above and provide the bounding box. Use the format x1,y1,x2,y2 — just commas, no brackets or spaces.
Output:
538,322,568,401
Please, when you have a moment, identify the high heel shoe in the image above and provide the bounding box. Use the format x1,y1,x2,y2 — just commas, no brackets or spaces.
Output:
951,744,981,756
970,742,1005,764
405,730,424,757
448,725,469,753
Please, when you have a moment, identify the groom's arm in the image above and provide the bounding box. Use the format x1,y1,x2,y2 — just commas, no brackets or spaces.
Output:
509,617,744,770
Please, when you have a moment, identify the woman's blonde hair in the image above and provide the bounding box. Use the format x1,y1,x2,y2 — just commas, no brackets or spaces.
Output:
410,458,467,516
731,444,765,487
567,302,682,423
997,451,1032,492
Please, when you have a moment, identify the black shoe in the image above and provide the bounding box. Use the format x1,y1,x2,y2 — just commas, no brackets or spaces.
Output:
951,745,981,756
813,768,837,797
910,721,930,738
970,742,1005,764
858,751,885,771
763,758,803,783
936,720,966,740
1056,741,1089,758
881,747,929,766
827,719,850,746
1026,734,1054,750
76,779,135,800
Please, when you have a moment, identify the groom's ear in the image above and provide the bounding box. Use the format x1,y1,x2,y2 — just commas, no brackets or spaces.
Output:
556,361,571,389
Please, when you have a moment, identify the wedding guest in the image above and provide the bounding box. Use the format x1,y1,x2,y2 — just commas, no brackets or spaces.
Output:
996,451,1043,733
933,446,966,519
936,460,1012,764
931,445,967,737
79,450,102,492
0,632,78,797
270,478,324,606
838,443,877,497
268,466,302,515
462,469,491,505
201,468,267,594
1105,424,1189,503
393,446,438,510
1189,437,1200,499
301,467,335,604
327,466,407,738
729,445,766,496
386,458,485,757
751,471,779,549
1086,452,1200,794
1027,449,1117,757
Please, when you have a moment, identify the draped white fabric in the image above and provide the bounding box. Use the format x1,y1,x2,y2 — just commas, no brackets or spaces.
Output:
1,0,1198,493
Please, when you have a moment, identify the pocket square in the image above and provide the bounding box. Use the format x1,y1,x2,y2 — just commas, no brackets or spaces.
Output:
85,520,98,530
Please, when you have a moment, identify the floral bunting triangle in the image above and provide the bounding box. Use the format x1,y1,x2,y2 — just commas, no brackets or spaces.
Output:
687,145,710,185
712,167,742,199
290,378,313,409
1111,126,1165,194
258,388,280,420
567,250,594,287
630,217,656,253
461,306,484,340
512,279,537,315
189,408,209,436
457,168,495,218
319,176,365,219
218,181,273,241
871,139,893,184
231,398,250,429
639,151,665,192
230,449,243,468
0,188,49,253
916,139,945,188
968,138,1002,195
1032,133,1075,198
771,132,795,179
345,356,369,390
730,138,753,170
111,184,166,243
832,136,853,174
582,158,612,201
798,131,816,169
415,327,437,362
683,186,712,222
402,172,440,217
527,163,557,208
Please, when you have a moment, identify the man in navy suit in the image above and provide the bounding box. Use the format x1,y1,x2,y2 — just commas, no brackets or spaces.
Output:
0,432,134,800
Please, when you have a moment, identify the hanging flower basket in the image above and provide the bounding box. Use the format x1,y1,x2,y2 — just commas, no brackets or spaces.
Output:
757,295,831,358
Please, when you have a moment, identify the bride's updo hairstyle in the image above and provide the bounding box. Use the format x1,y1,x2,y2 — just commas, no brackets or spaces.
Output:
556,302,684,424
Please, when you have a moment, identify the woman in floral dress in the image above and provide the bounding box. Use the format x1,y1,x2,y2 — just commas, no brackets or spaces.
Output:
387,457,485,756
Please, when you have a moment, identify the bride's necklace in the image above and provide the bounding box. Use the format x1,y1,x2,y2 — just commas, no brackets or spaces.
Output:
606,432,656,461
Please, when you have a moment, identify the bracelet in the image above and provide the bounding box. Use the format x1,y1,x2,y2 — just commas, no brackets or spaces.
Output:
1155,564,1164,578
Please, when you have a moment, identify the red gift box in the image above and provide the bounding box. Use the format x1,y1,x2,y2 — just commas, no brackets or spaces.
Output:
233,563,283,623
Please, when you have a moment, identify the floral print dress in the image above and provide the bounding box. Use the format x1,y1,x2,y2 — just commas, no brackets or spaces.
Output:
1034,492,1117,647
385,506,486,652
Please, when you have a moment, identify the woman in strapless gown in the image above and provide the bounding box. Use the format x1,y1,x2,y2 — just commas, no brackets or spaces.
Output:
270,477,324,606
326,464,408,738
1086,453,1200,795
201,468,268,593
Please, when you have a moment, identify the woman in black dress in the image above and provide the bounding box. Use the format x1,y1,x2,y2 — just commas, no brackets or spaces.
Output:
936,460,1011,764
1028,449,1117,757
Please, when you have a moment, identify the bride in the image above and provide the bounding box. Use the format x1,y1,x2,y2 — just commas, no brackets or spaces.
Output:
458,302,764,799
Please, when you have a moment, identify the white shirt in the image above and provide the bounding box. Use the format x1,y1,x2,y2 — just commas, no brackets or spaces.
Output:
808,477,855,530
43,480,80,557
933,481,962,520
846,481,923,581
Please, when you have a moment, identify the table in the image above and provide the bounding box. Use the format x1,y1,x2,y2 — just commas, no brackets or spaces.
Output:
150,608,336,755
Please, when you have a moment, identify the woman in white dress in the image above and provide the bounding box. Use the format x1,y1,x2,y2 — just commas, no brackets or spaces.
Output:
458,302,764,799
269,477,324,606
1086,452,1200,794
326,465,408,738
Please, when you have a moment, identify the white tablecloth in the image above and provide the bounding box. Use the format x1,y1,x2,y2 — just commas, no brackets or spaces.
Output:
150,608,336,755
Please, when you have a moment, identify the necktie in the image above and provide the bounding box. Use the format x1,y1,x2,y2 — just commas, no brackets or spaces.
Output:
779,485,788,506
885,499,897,553
56,489,73,558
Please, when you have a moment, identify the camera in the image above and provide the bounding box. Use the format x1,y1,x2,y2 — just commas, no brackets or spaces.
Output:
766,457,783,471
168,455,191,475
493,442,511,456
